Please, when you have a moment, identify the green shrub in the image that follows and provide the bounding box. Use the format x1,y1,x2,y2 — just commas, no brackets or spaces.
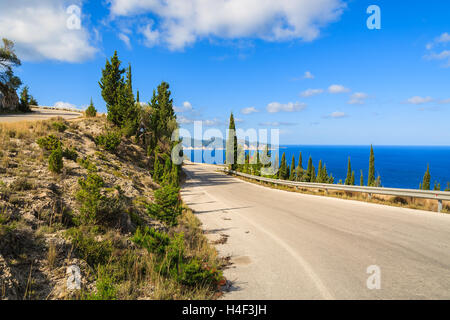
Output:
36,135,61,152
48,147,63,173
85,266,117,300
76,173,125,226
178,258,222,287
85,104,97,118
63,147,78,161
131,226,170,256
147,184,181,226
95,131,121,152
51,121,67,132
65,227,113,267
77,157,97,172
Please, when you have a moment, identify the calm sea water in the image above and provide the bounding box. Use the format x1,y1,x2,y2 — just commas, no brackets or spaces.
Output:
184,145,450,189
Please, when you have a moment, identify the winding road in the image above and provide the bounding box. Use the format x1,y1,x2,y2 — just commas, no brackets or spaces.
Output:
181,162,450,299
0,108,82,123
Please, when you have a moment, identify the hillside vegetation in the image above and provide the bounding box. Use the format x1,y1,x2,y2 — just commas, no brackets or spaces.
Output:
0,116,224,300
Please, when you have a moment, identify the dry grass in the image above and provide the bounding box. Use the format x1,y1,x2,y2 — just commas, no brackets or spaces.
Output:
232,174,449,214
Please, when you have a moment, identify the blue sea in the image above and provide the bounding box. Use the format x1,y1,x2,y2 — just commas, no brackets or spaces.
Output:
184,145,450,189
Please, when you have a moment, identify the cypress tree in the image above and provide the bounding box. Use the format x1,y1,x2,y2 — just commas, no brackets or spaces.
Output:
278,152,288,180
421,164,431,190
345,157,352,185
351,171,355,186
311,164,316,183
226,112,238,170
305,156,313,182
296,152,303,181
360,170,364,186
368,145,376,187
99,51,125,126
289,155,296,180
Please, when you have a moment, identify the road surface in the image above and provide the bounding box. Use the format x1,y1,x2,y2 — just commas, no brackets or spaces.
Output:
181,162,450,299
0,108,82,123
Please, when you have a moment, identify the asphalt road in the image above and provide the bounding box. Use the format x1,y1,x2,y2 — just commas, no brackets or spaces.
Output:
181,162,450,299
0,108,82,123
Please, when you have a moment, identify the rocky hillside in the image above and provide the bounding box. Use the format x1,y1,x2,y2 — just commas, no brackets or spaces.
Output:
0,116,224,300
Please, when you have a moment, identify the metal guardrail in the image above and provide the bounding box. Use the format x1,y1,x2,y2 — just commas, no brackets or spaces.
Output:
219,168,450,213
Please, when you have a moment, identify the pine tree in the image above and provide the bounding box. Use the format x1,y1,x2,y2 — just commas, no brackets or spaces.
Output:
289,155,296,180
368,145,376,187
345,157,352,185
360,170,364,186
99,51,125,126
421,164,431,190
153,147,163,183
226,112,238,170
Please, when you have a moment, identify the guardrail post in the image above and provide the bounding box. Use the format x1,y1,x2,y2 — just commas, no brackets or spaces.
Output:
438,199,443,213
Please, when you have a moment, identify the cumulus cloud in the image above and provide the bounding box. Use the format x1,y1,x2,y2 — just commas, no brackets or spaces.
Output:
139,21,160,47
0,0,97,62
300,88,323,97
52,101,82,110
266,102,307,113
174,101,193,112
405,96,434,105
348,92,368,105
108,0,346,50
241,106,258,114
328,84,350,94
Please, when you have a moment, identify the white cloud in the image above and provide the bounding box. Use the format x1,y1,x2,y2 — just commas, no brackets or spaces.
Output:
118,33,132,49
266,102,307,113
303,71,314,79
439,98,450,104
177,115,194,124
259,121,297,126
405,96,434,105
52,101,82,110
424,32,450,66
324,111,346,118
139,21,160,47
241,106,258,114
328,84,350,94
108,0,346,50
348,92,368,105
0,0,97,62
174,101,193,112
300,88,323,97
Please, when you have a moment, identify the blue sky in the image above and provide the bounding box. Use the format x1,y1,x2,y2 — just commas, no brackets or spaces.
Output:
2,0,450,145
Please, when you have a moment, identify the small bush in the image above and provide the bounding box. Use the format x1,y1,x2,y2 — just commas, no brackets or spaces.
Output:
86,267,117,300
76,173,125,226
85,104,97,118
49,147,63,173
95,131,121,152
36,135,61,152
63,147,78,161
65,227,113,267
77,157,97,172
178,258,222,287
147,184,181,226
51,121,67,133
131,226,170,256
